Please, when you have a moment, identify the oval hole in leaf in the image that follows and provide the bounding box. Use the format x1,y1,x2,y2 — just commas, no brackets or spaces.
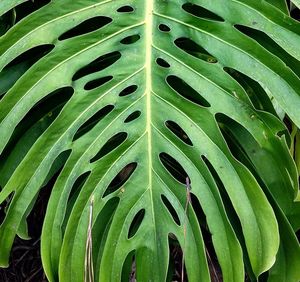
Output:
72,51,121,81
102,163,137,197
159,24,171,32
122,250,136,281
174,37,217,63
72,105,114,141
16,85,73,128
30,86,74,115
119,85,138,97
156,58,170,68
120,34,140,45
201,154,227,192
161,195,180,225
117,6,134,13
90,132,128,163
124,111,141,123
128,209,145,239
58,16,112,40
84,76,113,91
167,233,187,281
190,193,206,226
159,153,189,185
166,75,211,107
182,3,225,22
165,120,193,146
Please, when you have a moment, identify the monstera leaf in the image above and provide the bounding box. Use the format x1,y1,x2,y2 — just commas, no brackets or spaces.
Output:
0,0,300,281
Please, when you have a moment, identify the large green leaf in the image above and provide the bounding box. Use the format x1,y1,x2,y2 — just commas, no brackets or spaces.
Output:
0,0,299,281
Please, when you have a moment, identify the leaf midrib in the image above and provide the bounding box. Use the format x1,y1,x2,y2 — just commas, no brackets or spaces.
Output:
145,0,159,270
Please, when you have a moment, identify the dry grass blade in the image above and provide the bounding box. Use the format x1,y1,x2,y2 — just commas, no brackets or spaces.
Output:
85,196,94,282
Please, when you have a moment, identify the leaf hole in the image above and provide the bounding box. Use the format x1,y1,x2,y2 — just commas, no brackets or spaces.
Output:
122,250,136,281
13,161,63,240
223,67,277,114
167,233,187,281
58,16,112,40
128,209,145,239
215,114,244,161
72,51,121,81
182,3,225,22
156,58,170,68
15,0,51,21
42,150,72,188
159,153,189,185
124,111,141,123
103,163,137,198
190,193,206,226
23,170,57,237
291,5,300,21
0,0,51,36
161,195,180,225
119,85,138,97
0,86,73,167
216,113,286,163
165,120,193,146
158,24,171,32
174,37,217,63
72,105,114,141
0,10,16,37
233,24,300,78
62,171,92,229
90,132,128,163
166,75,211,107
201,155,225,189
200,154,240,281
24,86,74,120
0,44,55,99
69,172,91,202
92,197,120,257
117,6,134,13
2,44,55,70
84,75,113,91
120,34,140,45
190,193,223,281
